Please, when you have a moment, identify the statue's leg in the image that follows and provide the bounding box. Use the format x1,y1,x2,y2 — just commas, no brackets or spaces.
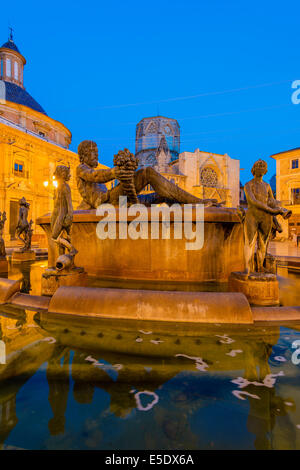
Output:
134,167,213,204
257,216,272,272
244,211,258,274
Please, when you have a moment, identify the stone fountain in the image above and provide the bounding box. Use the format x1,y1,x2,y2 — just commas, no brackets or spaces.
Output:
1,143,297,325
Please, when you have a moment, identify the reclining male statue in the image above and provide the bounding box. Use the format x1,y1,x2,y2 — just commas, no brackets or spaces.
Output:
76,140,219,209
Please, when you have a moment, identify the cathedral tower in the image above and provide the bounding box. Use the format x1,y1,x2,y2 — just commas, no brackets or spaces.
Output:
135,116,180,168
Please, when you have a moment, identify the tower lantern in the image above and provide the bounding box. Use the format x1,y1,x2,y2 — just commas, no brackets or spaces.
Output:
0,30,26,88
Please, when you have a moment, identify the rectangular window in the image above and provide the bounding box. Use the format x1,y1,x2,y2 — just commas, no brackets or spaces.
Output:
6,59,11,77
14,61,18,80
0,59,3,78
292,188,300,204
292,159,299,169
14,161,24,176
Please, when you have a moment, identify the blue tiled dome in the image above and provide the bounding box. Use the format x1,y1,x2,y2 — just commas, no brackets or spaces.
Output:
0,80,46,115
1,39,21,54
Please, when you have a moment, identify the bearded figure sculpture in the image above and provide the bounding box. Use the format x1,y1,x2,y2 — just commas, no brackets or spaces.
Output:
76,140,219,209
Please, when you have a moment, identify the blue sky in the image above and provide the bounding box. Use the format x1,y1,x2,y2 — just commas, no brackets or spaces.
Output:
1,0,300,183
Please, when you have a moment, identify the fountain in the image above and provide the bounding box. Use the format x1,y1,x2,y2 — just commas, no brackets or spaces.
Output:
0,145,299,325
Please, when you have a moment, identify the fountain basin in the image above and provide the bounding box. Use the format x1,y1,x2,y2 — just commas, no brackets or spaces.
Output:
37,207,244,284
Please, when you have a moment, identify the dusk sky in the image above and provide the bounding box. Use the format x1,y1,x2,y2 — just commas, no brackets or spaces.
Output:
1,0,300,183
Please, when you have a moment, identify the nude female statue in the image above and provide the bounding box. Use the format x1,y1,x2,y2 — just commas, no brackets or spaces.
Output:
243,159,291,275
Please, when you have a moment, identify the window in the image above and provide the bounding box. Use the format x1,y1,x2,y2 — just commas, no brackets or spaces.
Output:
0,59,3,78
6,59,11,77
14,161,24,176
14,61,18,80
200,167,218,187
292,188,300,204
292,159,299,169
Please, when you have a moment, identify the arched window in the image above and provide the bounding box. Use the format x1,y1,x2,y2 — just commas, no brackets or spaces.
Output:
200,167,218,187
6,59,11,77
14,61,18,80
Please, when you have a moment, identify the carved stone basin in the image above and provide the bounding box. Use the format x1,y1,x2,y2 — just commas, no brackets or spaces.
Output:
37,206,244,286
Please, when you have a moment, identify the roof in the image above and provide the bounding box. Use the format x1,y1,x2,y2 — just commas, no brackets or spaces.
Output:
137,116,179,124
1,80,46,115
1,39,21,54
270,148,300,158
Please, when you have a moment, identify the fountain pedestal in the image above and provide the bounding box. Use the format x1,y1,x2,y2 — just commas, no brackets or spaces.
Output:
12,250,36,263
0,257,8,273
41,267,88,296
37,207,244,285
228,272,279,306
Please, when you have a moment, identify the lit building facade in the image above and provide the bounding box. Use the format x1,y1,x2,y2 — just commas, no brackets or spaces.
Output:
271,147,300,238
0,33,109,245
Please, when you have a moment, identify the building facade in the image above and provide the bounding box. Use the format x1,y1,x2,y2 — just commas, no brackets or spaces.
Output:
135,116,240,207
271,147,300,238
135,116,180,167
0,33,109,245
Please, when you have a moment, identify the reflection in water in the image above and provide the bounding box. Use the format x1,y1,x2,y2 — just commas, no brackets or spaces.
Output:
0,261,300,449
0,308,299,449
47,347,70,436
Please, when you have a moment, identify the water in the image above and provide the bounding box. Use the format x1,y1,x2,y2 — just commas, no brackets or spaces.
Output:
0,261,300,450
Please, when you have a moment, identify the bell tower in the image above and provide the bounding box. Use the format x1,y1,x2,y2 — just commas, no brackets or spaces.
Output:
0,29,26,88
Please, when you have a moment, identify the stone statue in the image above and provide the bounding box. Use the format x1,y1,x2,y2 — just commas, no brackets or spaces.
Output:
50,165,78,271
243,159,291,275
113,148,139,205
42,165,86,296
76,140,219,209
0,211,7,258
15,197,33,252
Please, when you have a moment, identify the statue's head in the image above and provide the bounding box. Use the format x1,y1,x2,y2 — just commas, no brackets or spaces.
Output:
19,197,29,208
251,159,268,177
78,140,98,168
54,165,71,182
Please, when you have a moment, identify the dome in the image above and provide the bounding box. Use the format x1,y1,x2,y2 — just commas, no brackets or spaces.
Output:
0,80,47,115
1,39,21,54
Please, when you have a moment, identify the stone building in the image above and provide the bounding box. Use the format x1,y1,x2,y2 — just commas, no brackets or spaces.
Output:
271,147,300,238
0,33,109,245
135,115,240,207
135,116,180,168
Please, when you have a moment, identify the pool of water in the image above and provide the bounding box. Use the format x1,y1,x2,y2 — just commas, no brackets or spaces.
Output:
0,261,300,450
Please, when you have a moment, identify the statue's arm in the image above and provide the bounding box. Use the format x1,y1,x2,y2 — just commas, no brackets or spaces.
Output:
77,164,116,184
245,183,279,214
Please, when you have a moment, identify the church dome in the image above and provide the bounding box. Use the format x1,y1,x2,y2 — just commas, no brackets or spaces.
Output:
0,33,46,115
0,80,47,114
1,39,21,54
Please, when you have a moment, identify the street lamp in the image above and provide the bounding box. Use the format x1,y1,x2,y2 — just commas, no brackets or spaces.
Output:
43,175,58,190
